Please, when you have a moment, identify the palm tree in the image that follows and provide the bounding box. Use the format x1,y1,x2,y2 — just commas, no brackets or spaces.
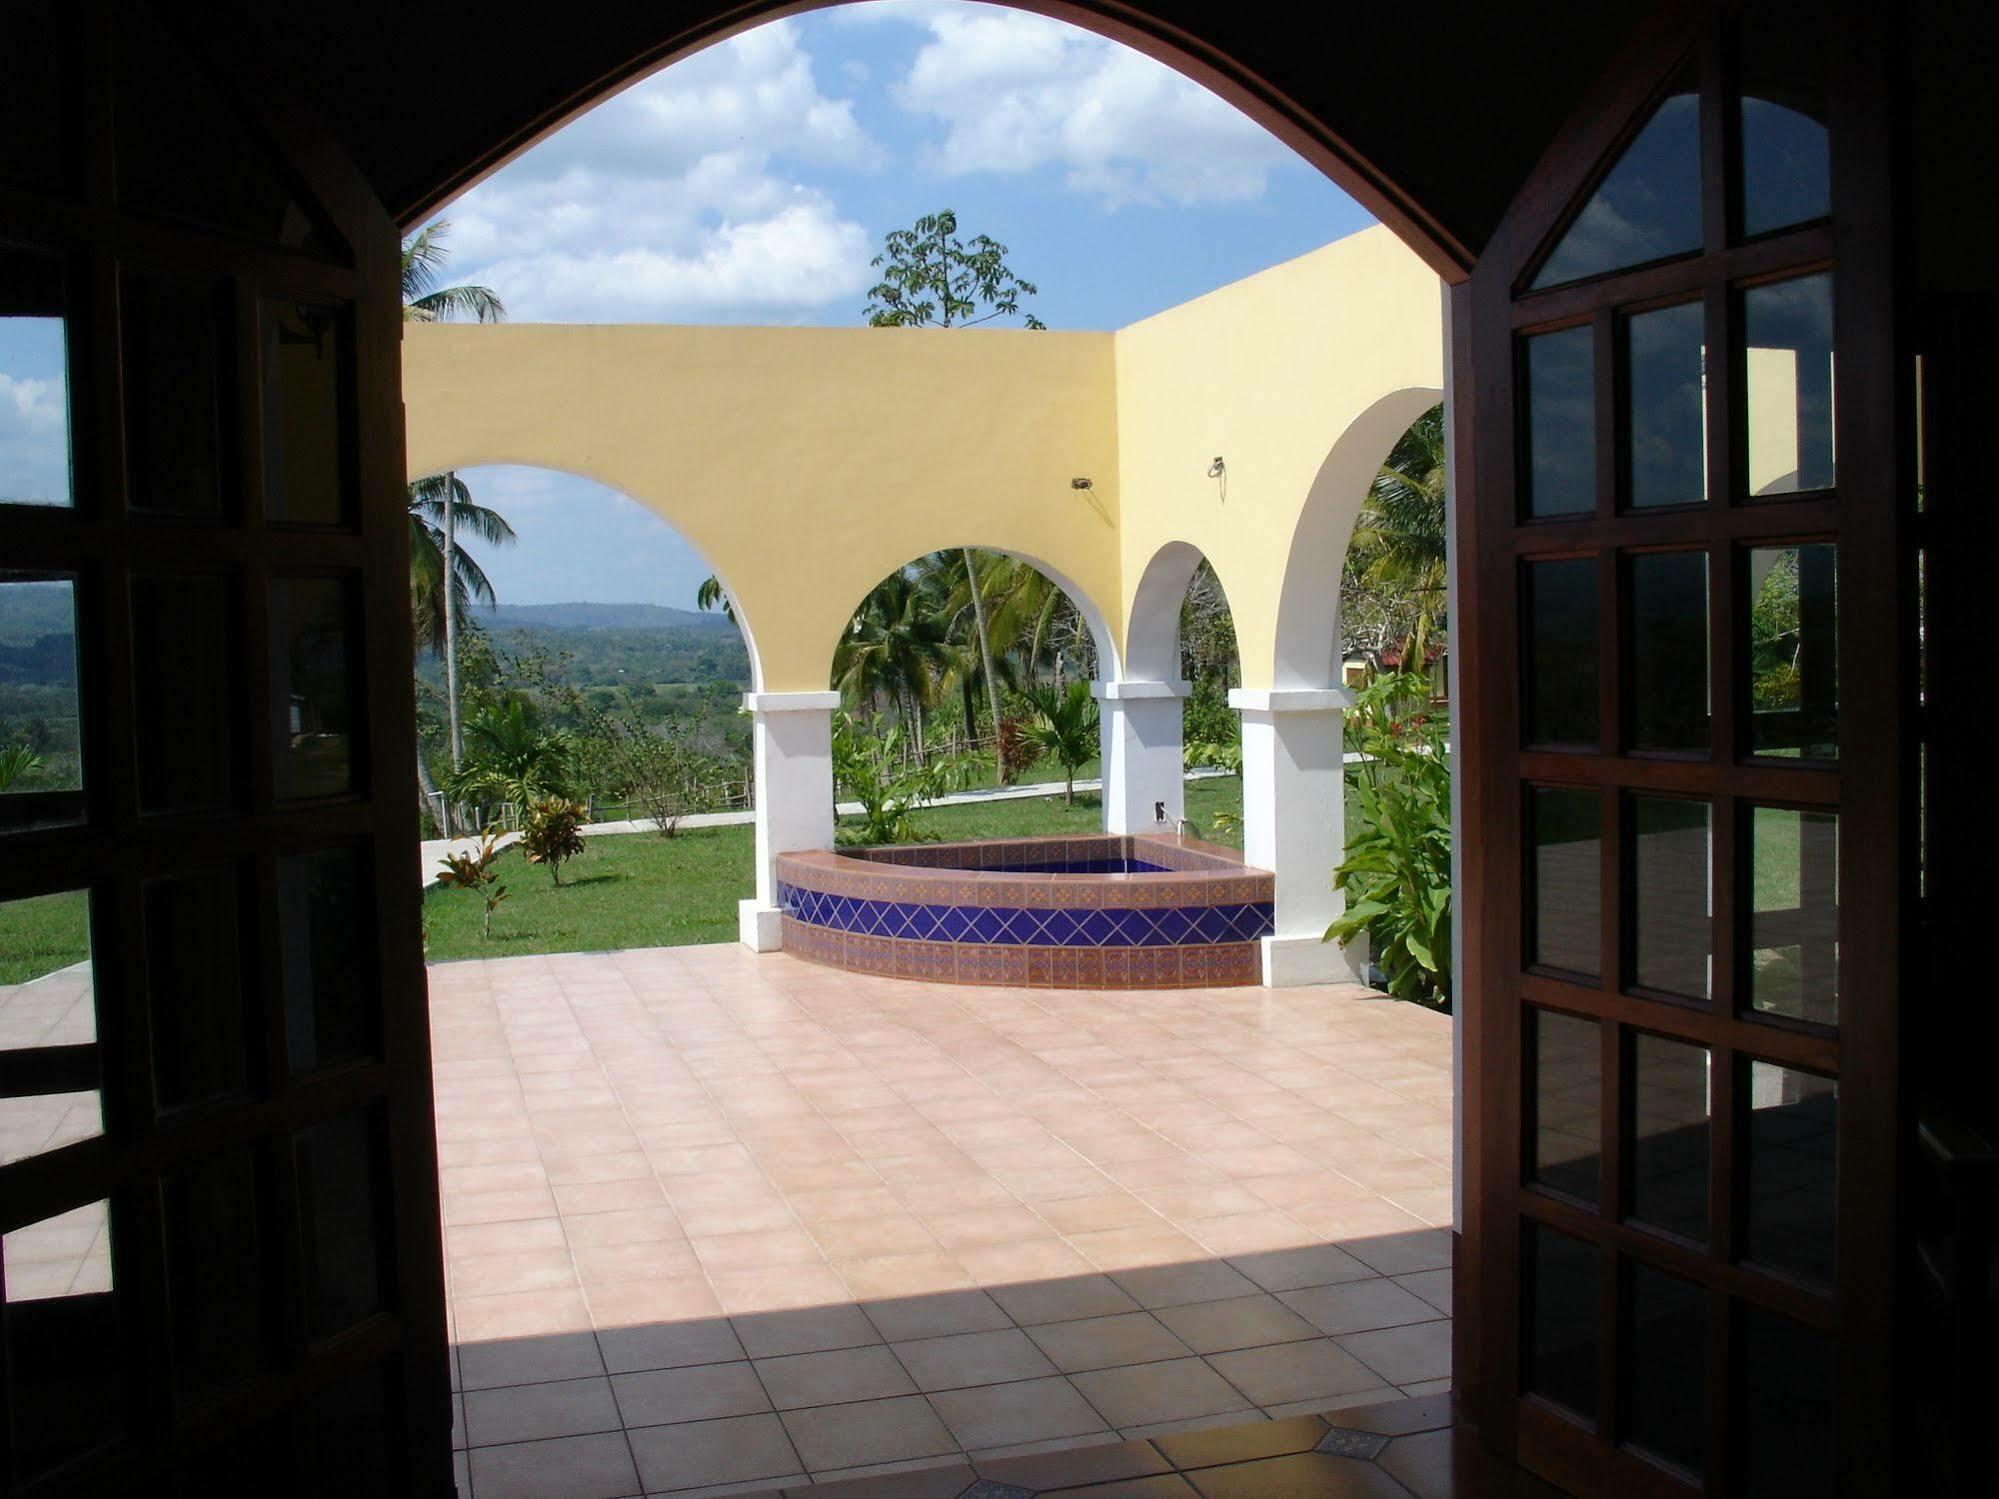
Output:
1018,680,1100,805
442,698,575,822
833,571,958,758
1345,403,1447,665
401,221,505,832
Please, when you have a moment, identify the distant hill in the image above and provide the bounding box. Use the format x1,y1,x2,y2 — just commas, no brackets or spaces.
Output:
475,602,733,632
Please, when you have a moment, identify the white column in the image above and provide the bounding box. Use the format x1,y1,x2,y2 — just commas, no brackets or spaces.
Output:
1229,687,1366,988
737,690,840,952
1094,679,1190,834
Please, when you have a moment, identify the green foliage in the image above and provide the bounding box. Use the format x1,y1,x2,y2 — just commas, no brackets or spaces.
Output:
401,221,504,324
831,713,985,846
435,833,511,938
591,702,727,836
1018,680,1101,805
864,210,1045,330
1183,739,1242,774
1341,403,1447,663
520,797,588,885
1328,671,1453,1009
407,472,517,658
1182,678,1240,749
0,742,44,792
442,697,576,820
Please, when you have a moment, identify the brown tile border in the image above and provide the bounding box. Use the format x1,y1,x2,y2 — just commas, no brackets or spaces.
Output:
778,921,1264,991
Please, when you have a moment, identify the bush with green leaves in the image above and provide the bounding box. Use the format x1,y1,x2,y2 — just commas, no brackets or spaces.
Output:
1328,670,1452,1008
442,696,575,827
521,797,588,886
1017,680,1100,805
435,833,510,937
593,702,725,837
831,714,984,846
0,743,44,792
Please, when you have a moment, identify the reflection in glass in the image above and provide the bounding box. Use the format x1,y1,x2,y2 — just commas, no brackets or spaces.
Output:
0,246,71,508
296,1112,385,1338
1525,328,1596,518
1530,1008,1601,1205
163,1148,267,1395
1750,808,1839,1025
1744,1061,1836,1285
1534,84,1702,288
1625,1264,1706,1480
1629,552,1710,753
1748,545,1837,759
1738,0,1831,237
145,869,248,1113
1633,797,1712,1000
270,578,356,799
1744,274,1835,496
1630,1033,1710,1241
1626,302,1707,509
263,300,348,524
133,574,234,813
0,889,100,1166
1527,560,1599,746
1525,1222,1599,1422
4,1199,122,1479
121,272,227,516
0,574,84,831
1740,1308,1835,1498
1531,788,1601,977
280,845,373,1074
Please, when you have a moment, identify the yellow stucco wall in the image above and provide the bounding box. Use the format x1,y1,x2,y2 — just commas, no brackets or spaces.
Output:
402,224,1445,694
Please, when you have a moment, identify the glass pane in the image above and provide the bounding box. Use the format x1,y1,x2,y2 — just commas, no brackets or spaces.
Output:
133,573,234,813
1524,1222,1599,1422
1530,1008,1601,1204
145,868,248,1112
4,1199,121,1480
271,577,357,799
1533,81,1702,288
163,1148,267,1396
1632,797,1712,1000
1748,544,1837,759
1739,1308,1835,1498
0,573,83,831
280,845,374,1074
263,300,350,525
0,889,100,1166
296,1112,386,1338
1744,274,1835,496
0,3,78,196
1629,552,1710,753
1749,807,1839,1025
0,247,71,508
1525,328,1596,518
121,272,227,517
1625,302,1707,509
1629,1033,1709,1241
1624,1264,1706,1479
1531,788,1601,977
1744,1061,1836,1285
1526,559,1599,746
1737,0,1831,237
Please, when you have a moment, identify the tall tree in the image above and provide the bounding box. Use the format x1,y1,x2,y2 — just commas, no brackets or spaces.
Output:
865,210,1044,780
401,220,506,831
832,572,958,757
1341,403,1447,666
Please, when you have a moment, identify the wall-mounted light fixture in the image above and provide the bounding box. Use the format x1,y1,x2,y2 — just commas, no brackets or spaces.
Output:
1071,477,1093,491
1207,456,1226,478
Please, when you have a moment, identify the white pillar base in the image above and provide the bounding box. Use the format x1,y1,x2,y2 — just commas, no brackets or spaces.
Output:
739,899,785,953
1094,679,1191,834
741,690,840,954
1230,687,1356,990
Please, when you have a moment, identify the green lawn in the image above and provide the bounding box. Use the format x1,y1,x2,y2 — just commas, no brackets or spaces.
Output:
0,888,91,985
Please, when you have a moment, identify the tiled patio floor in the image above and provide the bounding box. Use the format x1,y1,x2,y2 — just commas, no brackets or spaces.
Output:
429,944,1455,1498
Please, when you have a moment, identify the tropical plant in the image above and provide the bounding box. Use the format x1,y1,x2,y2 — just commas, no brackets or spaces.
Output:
0,743,43,792
1018,680,1100,805
831,713,983,846
435,833,510,938
1328,670,1453,1008
694,574,736,624
520,797,588,885
407,474,517,658
1183,739,1242,774
401,221,505,324
1341,403,1447,664
593,702,724,837
832,571,959,757
442,698,575,821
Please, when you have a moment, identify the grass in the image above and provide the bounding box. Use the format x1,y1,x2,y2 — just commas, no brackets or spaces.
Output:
0,888,91,985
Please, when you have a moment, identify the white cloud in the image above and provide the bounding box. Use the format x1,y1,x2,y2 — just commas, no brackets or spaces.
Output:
436,21,882,323
889,7,1292,208
0,362,71,506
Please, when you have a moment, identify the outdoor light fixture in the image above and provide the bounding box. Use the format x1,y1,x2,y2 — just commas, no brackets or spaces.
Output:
1207,456,1226,478
1071,476,1093,490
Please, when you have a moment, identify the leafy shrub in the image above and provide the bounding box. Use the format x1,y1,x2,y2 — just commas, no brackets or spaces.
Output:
521,797,588,885
1327,671,1452,1009
1183,679,1239,749
0,743,43,792
593,702,725,837
435,833,510,937
996,713,1041,783
832,714,984,846
1018,681,1100,804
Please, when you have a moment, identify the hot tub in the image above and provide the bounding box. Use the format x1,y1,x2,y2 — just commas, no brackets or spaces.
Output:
774,833,1275,988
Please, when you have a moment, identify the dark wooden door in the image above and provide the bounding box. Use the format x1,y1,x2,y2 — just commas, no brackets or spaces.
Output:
1454,1,1911,1493
1,5,448,1493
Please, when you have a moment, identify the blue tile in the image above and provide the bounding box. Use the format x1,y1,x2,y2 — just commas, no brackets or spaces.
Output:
1193,907,1235,944
1075,911,1115,948
937,906,972,942
1150,907,1193,944
969,909,1005,943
